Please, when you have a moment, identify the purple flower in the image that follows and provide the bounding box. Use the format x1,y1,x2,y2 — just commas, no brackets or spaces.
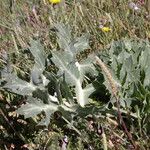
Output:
138,0,145,5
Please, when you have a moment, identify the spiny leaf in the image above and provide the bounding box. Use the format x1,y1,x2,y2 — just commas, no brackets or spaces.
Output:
29,40,47,85
74,33,90,53
51,24,96,107
79,56,97,78
55,23,90,56
55,23,73,55
17,97,58,126
101,39,150,111
139,42,150,87
17,97,76,127
31,63,43,85
51,51,96,107
51,51,79,86
30,40,46,70
3,74,36,96
60,76,74,105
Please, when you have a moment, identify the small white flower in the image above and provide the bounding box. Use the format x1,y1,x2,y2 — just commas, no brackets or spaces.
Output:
128,2,140,11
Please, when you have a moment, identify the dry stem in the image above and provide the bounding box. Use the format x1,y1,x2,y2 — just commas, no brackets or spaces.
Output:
95,56,137,149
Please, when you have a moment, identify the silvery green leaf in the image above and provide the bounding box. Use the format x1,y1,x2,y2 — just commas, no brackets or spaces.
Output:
139,44,150,70
41,74,49,86
124,39,132,51
55,23,71,44
17,97,75,127
29,40,46,70
79,56,97,77
60,77,74,104
30,40,46,85
51,51,79,86
124,56,133,73
55,23,90,56
75,80,95,107
117,50,131,64
144,67,150,87
31,63,43,85
51,24,95,107
17,97,58,127
83,84,95,101
55,23,73,55
139,42,150,87
52,51,73,67
51,51,95,106
103,39,150,101
31,64,49,86
3,74,36,95
110,40,124,56
64,62,80,85
1,66,12,79
119,63,127,83
74,34,90,53
48,94,59,103
1,54,12,79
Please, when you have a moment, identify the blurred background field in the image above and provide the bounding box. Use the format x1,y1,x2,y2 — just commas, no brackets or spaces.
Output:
1,0,150,73
1,0,150,51
0,0,150,149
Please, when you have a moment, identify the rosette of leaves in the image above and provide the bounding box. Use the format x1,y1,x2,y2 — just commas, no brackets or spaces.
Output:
1,23,97,127
100,39,150,132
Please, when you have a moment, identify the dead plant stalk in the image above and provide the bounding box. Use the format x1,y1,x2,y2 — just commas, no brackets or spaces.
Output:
95,56,137,149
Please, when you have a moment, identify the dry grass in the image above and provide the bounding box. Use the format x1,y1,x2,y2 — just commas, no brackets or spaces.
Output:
0,0,150,149
1,0,149,53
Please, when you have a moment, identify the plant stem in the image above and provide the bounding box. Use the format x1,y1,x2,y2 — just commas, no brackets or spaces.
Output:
101,127,108,150
95,56,137,149
61,116,81,136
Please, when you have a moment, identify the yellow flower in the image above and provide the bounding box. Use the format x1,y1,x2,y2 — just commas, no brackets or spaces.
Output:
101,27,111,32
49,0,61,4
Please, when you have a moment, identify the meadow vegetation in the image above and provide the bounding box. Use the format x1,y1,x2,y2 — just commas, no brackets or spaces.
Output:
0,0,150,149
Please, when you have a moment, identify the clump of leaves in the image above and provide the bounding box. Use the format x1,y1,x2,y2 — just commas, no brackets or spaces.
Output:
100,39,150,137
1,23,97,128
1,24,150,149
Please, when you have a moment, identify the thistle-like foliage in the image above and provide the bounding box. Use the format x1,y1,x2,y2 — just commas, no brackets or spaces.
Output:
1,23,97,126
51,23,97,107
100,39,150,112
